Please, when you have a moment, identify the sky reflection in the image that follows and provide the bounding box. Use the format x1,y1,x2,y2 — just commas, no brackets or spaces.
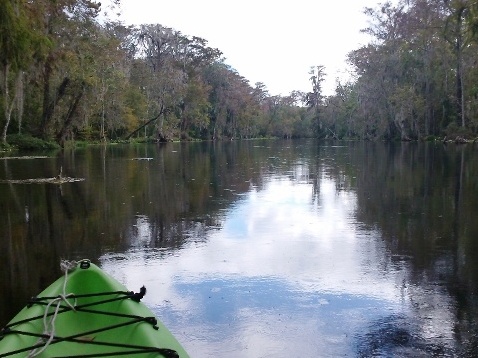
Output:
100,170,416,356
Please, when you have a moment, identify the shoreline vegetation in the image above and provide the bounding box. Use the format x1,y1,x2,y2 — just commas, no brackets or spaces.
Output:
2,1,478,150
1,134,478,155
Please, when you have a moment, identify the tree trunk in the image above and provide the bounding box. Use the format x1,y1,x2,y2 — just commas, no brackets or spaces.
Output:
1,64,20,144
56,84,85,145
454,7,466,128
124,104,164,140
16,72,24,134
40,61,70,139
394,107,410,141
156,102,167,141
456,43,464,127
40,60,52,138
459,61,465,128
424,52,431,136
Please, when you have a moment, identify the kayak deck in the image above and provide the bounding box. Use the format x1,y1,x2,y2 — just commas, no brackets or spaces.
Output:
0,259,189,358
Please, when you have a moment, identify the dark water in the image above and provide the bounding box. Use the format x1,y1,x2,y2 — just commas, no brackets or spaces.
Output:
1,140,478,357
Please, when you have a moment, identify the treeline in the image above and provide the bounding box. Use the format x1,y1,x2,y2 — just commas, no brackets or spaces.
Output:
0,0,313,147
1,0,478,147
323,0,478,141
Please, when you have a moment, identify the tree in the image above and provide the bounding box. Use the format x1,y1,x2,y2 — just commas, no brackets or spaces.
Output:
340,0,464,140
34,0,101,140
0,0,48,144
443,0,474,128
83,22,135,141
180,76,211,138
306,65,326,136
134,25,193,140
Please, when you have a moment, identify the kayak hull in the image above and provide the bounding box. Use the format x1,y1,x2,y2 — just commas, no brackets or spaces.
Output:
0,260,189,358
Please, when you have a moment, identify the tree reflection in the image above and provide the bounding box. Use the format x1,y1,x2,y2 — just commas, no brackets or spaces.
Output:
349,142,478,355
355,314,449,357
0,140,317,325
1,140,478,356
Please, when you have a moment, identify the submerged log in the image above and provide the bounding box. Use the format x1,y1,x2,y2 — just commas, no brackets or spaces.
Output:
0,177,85,184
454,136,469,144
0,156,48,160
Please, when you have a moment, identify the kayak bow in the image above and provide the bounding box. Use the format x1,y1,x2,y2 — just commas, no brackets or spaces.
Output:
0,259,189,358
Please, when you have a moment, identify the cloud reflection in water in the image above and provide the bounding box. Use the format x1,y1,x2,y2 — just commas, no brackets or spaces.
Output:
101,172,411,356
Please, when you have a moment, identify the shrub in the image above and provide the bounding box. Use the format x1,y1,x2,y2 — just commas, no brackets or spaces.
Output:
443,122,472,139
7,134,60,151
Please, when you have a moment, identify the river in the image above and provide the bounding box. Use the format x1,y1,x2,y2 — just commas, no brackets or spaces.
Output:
1,140,478,357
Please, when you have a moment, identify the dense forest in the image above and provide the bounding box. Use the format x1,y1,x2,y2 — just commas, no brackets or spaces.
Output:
1,0,478,148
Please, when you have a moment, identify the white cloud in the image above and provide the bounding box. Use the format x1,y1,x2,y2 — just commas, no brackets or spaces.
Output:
99,171,455,356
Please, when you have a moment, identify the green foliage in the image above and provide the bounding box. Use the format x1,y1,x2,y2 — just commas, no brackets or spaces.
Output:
0,0,316,145
317,0,478,140
444,122,473,139
0,141,12,151
6,0,478,145
0,0,32,69
7,134,60,150
422,135,438,141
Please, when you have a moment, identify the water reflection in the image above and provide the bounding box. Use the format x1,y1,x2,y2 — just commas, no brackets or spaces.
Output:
99,172,412,356
2,141,478,356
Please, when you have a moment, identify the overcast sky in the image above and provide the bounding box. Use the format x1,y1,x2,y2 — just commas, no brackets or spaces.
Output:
114,0,383,96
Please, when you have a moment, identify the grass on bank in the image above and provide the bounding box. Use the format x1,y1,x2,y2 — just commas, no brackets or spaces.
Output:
6,134,60,151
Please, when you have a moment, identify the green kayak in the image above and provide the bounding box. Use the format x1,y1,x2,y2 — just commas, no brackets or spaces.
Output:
0,259,189,358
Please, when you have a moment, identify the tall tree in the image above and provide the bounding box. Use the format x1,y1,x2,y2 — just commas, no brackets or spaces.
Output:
443,0,474,128
135,25,187,140
306,65,326,136
35,0,101,139
0,0,47,144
